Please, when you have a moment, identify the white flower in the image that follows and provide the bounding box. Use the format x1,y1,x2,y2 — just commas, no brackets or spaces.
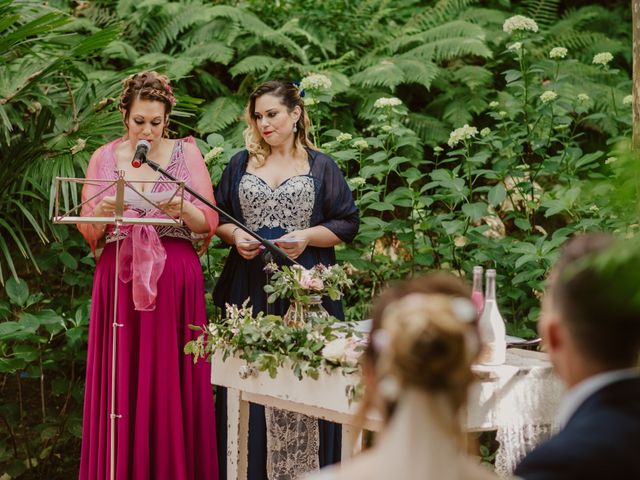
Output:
499,110,508,118
507,42,523,52
374,97,402,108
336,132,352,142
433,146,444,153
204,146,224,164
592,52,613,66
447,124,478,148
454,235,467,247
489,101,500,109
623,95,633,106
207,323,218,336
381,125,393,132
322,338,349,363
540,90,558,104
605,156,617,164
480,127,491,137
352,139,368,150
549,47,568,59
503,15,539,34
577,93,590,104
349,177,366,187
303,97,318,106
300,73,332,91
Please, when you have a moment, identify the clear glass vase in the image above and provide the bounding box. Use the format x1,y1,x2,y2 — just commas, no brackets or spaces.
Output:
283,295,330,328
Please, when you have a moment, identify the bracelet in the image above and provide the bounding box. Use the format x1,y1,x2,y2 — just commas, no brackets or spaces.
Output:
232,227,240,243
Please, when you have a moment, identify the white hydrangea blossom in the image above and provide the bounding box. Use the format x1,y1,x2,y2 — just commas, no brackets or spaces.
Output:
374,97,403,108
549,47,568,59
540,90,558,104
352,139,368,150
447,124,479,147
480,128,491,137
489,101,499,108
336,133,352,142
349,177,366,187
623,95,633,106
577,93,590,104
507,42,523,52
204,146,224,164
503,15,539,34
592,52,613,66
300,73,332,91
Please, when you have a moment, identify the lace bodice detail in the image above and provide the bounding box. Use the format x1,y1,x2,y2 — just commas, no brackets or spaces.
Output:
239,174,315,232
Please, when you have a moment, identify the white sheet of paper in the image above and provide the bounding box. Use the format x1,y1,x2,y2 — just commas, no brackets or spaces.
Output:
124,187,178,210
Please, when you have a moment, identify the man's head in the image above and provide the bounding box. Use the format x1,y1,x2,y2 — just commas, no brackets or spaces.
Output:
539,233,640,385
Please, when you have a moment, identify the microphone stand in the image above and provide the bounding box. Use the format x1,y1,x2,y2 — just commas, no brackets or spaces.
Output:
138,156,301,266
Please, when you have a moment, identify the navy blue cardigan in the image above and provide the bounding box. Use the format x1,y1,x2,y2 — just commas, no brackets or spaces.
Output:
212,148,359,318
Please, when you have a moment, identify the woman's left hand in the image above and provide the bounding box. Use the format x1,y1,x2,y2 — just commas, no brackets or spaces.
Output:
158,196,192,219
275,231,309,260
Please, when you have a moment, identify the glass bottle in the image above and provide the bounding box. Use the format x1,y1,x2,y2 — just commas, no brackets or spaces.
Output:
471,266,484,320
477,269,506,365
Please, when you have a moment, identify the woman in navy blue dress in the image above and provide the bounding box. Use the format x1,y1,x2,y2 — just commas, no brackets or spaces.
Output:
213,80,359,479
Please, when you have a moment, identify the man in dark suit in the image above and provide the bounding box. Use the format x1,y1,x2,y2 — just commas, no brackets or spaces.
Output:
514,233,640,480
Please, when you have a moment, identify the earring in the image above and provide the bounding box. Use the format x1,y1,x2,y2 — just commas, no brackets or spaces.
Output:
293,122,298,133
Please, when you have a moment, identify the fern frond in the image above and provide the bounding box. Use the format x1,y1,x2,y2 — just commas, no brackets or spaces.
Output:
351,60,405,89
406,37,492,63
388,20,485,54
523,0,561,29
208,5,306,61
197,96,244,133
402,0,479,33
396,57,440,90
451,65,493,90
229,55,282,78
183,41,234,66
407,112,450,145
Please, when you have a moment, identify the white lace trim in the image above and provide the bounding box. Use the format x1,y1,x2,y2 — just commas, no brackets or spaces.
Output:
239,174,315,232
265,408,320,480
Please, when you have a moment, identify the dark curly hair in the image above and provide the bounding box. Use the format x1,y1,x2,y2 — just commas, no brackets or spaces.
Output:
119,71,176,125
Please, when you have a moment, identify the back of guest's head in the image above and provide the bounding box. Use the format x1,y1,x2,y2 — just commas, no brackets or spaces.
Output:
243,80,314,166
365,273,478,417
551,233,640,369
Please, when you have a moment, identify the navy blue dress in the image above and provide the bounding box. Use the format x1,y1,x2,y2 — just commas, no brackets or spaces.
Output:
212,148,359,479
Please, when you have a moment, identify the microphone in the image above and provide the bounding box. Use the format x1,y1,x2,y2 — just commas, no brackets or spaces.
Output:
131,140,151,168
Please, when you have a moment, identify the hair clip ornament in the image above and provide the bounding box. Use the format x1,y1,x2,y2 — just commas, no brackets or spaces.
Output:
451,297,477,323
293,81,306,98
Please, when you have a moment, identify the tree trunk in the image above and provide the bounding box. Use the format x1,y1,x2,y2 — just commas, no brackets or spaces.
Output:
634,0,640,148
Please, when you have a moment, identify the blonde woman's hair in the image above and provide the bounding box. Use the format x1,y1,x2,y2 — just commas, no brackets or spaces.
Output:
358,273,480,441
243,80,315,168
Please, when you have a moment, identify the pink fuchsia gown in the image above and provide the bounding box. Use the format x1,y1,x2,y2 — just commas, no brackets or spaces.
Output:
77,137,219,480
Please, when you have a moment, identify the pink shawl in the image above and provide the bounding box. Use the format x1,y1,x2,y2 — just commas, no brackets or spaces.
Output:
78,137,218,310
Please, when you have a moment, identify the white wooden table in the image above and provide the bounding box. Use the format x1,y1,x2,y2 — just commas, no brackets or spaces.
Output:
211,348,562,479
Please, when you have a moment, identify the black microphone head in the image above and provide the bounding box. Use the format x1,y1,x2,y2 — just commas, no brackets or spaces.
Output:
136,139,151,152
132,139,151,168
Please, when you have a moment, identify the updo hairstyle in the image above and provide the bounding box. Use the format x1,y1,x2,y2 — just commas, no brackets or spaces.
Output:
365,273,479,419
244,80,315,167
119,71,176,127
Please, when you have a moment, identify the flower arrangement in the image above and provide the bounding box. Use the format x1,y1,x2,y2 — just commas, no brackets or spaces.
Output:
263,262,353,305
185,300,364,381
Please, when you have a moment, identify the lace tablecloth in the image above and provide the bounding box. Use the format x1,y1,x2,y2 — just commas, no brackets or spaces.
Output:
471,349,563,477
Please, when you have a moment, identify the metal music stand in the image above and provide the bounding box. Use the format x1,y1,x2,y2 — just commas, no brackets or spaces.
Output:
52,171,186,480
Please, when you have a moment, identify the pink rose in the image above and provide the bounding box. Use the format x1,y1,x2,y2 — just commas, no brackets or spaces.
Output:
299,270,324,291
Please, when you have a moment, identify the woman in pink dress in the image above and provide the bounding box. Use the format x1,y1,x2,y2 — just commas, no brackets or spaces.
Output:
77,71,219,480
